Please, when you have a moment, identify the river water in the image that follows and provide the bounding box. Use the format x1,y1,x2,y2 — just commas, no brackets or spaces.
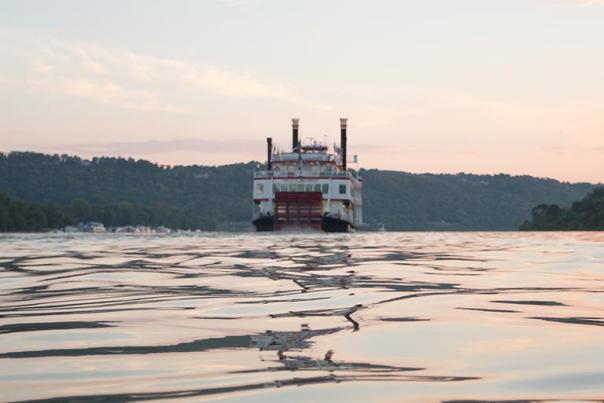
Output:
0,232,603,402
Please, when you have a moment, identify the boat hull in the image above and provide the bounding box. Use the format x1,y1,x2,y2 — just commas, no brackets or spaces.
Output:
321,216,353,233
253,216,353,233
252,216,274,232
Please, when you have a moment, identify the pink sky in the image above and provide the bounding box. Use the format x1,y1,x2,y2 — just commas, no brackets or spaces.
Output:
1,0,603,183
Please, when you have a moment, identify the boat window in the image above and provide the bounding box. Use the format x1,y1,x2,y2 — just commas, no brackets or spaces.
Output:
339,184,347,194
322,184,329,194
297,183,304,192
305,184,314,192
288,183,296,192
314,184,321,192
257,183,264,193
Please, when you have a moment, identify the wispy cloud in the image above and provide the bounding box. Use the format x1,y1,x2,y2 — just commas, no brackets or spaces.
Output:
214,0,263,8
63,138,260,156
564,0,604,6
0,29,318,113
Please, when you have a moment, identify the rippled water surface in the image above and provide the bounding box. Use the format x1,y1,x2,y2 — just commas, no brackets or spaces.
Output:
1,232,603,402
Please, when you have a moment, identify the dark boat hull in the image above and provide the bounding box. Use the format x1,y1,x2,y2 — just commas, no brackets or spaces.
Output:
321,216,352,233
253,216,353,233
252,216,274,232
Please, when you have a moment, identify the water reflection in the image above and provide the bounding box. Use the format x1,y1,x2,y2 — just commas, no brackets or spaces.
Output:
0,232,603,401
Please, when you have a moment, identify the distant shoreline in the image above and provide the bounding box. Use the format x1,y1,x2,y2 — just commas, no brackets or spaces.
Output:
0,151,600,232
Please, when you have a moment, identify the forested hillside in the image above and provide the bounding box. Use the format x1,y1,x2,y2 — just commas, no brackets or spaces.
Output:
0,152,596,231
0,152,252,230
0,192,70,232
520,188,604,230
361,169,595,230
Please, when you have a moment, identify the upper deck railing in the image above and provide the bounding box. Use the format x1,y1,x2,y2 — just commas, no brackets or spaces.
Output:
253,170,360,180
272,152,334,162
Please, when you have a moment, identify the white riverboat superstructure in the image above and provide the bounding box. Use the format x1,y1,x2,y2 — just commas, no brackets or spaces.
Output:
253,119,362,232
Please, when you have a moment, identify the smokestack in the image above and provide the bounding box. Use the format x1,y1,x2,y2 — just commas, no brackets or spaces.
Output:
292,118,299,151
340,118,348,171
266,137,273,170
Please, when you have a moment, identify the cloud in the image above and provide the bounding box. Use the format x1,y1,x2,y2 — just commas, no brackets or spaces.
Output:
563,0,604,5
57,78,182,113
64,138,260,156
215,0,263,8
31,62,54,74
82,59,104,74
0,29,318,113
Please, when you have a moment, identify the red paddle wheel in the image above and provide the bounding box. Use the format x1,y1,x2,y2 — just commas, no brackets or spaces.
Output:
274,192,323,230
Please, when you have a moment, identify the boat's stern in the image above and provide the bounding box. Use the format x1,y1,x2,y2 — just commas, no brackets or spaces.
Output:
252,118,362,233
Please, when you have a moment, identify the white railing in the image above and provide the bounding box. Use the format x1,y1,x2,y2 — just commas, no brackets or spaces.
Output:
254,170,353,179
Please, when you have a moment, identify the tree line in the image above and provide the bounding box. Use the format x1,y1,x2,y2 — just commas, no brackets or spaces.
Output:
0,193,216,232
520,188,604,230
0,151,598,232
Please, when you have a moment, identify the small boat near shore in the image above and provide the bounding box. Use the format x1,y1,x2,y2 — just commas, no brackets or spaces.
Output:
253,119,363,232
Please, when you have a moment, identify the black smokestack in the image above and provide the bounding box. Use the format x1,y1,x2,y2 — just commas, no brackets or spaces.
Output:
292,118,299,151
266,137,273,170
340,118,347,171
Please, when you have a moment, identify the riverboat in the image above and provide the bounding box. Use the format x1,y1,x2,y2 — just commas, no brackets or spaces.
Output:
252,119,362,232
